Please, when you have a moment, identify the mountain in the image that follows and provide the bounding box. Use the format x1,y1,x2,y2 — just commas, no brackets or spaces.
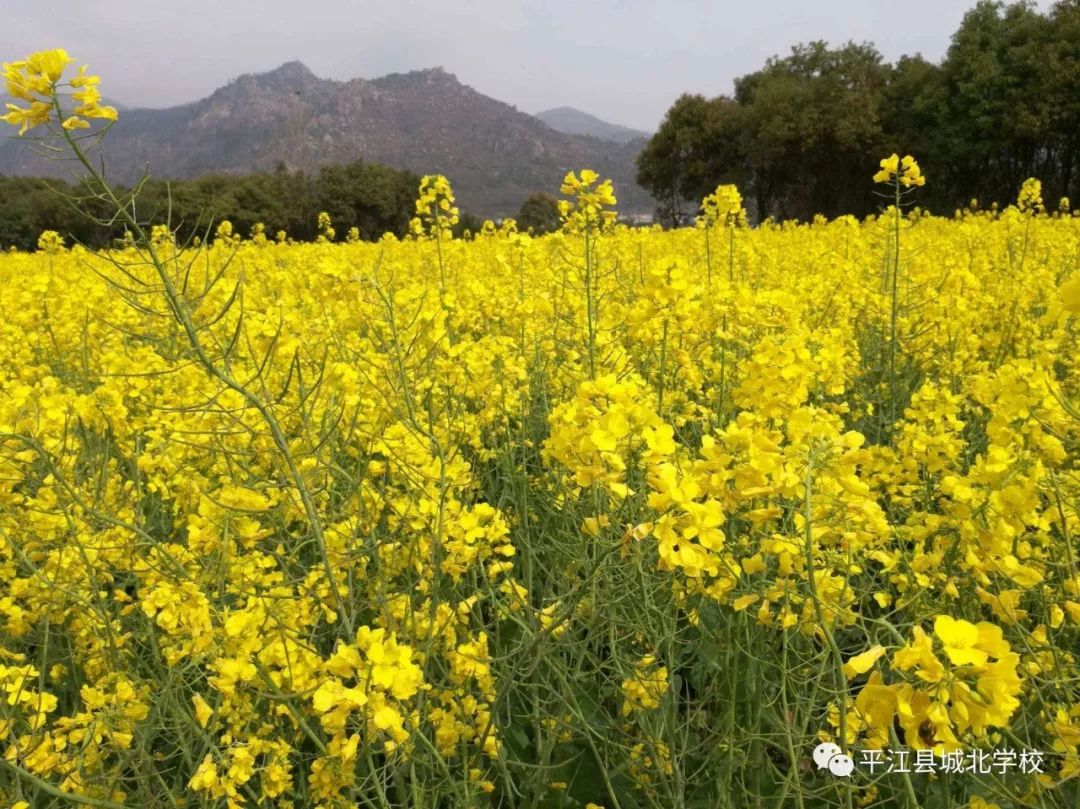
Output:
536,107,650,145
0,63,651,217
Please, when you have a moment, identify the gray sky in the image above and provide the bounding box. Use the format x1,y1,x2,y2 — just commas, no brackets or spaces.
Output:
0,0,1059,132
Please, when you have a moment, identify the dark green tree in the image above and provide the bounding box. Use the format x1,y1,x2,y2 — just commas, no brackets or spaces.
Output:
515,192,560,234
635,94,728,226
637,1,1080,222
738,41,891,220
934,0,1057,207
0,157,420,250
452,211,485,239
315,160,418,241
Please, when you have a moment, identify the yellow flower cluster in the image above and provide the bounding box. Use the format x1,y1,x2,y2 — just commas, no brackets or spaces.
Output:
874,153,925,187
543,373,675,498
1019,177,1045,214
839,617,1022,753
410,174,459,237
698,183,747,228
310,627,423,751
558,168,617,232
316,211,336,242
2,49,117,134
0,76,1078,806
620,654,669,715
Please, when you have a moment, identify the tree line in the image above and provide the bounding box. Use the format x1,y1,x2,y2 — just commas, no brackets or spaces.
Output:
0,159,423,250
0,158,576,250
636,0,1080,225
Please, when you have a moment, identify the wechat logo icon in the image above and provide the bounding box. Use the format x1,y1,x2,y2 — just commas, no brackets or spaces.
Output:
814,742,855,777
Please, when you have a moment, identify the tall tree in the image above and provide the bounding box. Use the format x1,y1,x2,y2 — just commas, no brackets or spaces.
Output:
638,1,1079,222
635,94,728,226
736,41,891,220
936,0,1057,207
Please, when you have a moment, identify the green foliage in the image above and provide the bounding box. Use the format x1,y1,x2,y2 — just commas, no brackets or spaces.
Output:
0,158,420,250
0,177,111,249
313,160,418,241
931,0,1074,208
638,0,1080,223
516,192,561,235
635,94,745,226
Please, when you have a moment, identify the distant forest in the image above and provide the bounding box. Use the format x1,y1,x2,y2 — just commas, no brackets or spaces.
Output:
636,0,1080,224
0,160,423,251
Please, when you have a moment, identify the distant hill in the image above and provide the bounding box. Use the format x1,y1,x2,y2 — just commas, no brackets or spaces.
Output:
536,107,650,145
0,63,651,217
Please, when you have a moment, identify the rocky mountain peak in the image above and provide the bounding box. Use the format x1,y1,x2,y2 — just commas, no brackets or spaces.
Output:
0,62,651,217
371,66,463,91
268,60,317,82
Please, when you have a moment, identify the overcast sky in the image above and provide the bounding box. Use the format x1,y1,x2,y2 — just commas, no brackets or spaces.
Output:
0,0,1059,132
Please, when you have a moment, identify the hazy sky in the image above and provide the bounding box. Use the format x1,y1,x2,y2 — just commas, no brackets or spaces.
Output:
1,0,1059,131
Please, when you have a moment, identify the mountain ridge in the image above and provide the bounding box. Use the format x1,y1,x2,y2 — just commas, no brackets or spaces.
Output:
0,63,651,217
536,106,650,144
